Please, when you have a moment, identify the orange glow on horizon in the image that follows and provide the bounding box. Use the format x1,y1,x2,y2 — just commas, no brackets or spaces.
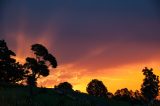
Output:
38,61,160,93
12,34,160,94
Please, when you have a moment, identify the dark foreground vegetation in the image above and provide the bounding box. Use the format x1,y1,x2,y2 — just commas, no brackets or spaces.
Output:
0,39,160,106
0,84,132,106
0,84,160,106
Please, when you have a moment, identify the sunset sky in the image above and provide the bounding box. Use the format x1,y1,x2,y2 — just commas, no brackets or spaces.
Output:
0,0,160,93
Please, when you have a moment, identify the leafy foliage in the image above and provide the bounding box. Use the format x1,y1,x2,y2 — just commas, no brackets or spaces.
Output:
24,44,57,87
31,44,48,56
86,79,108,97
141,67,159,103
0,40,26,84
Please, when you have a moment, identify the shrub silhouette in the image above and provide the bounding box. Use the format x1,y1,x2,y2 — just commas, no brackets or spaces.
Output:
0,40,26,85
55,82,73,91
141,67,159,104
114,88,143,105
131,90,144,105
24,44,57,87
86,79,108,97
107,92,114,99
114,88,131,101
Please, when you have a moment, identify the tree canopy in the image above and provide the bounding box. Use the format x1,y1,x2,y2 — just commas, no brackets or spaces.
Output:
0,40,26,84
141,67,159,103
86,79,108,97
24,44,57,87
55,82,73,91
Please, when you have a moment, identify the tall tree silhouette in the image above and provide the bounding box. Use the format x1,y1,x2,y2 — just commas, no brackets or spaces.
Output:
86,79,108,97
141,67,159,104
0,40,26,85
24,44,57,87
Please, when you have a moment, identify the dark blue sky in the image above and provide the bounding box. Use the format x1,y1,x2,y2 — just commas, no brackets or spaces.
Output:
0,0,160,69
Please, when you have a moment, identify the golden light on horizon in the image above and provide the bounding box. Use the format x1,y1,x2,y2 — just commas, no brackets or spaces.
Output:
11,33,160,94
35,60,160,93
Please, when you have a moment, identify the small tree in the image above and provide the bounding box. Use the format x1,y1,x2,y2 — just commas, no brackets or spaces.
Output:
0,40,26,85
86,79,108,97
141,67,159,104
24,44,57,87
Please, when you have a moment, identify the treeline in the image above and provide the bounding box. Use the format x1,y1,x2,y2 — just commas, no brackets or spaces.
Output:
55,67,159,106
0,39,159,106
85,68,159,106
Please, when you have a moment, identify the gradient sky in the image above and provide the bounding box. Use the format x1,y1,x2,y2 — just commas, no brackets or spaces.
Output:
0,0,160,93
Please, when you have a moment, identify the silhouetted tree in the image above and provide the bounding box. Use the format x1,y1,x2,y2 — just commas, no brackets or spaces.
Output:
113,88,141,106
86,79,108,97
24,44,57,87
141,67,159,105
114,88,131,102
131,90,144,105
75,90,81,93
55,82,73,91
0,40,26,85
107,92,114,99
